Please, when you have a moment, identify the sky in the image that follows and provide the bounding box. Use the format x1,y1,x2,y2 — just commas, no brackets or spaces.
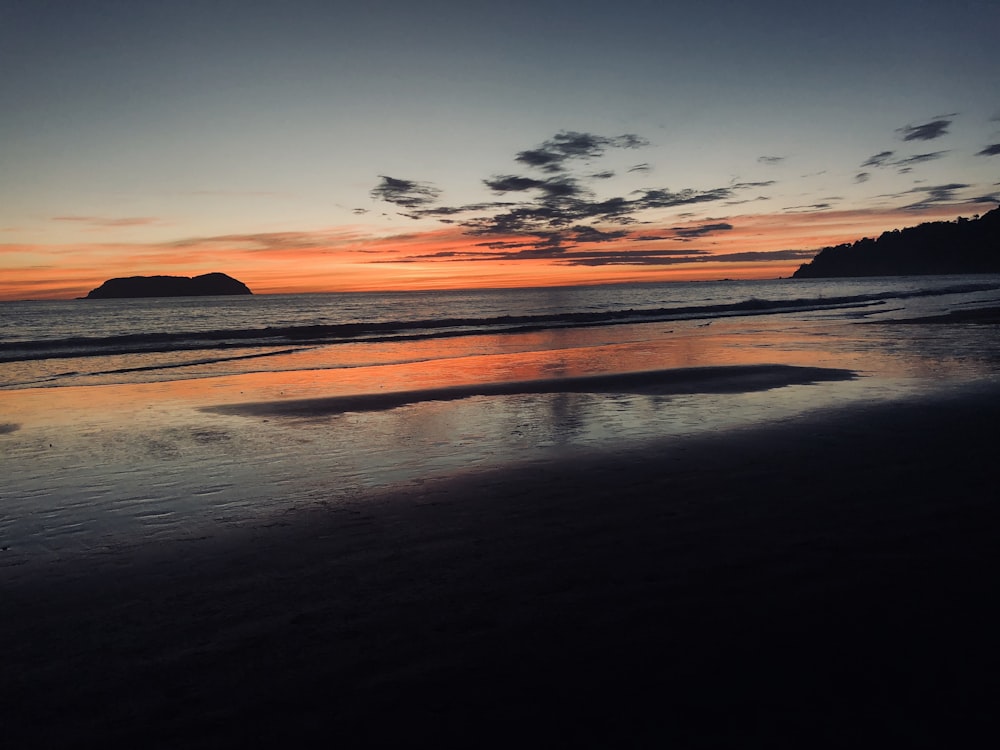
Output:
1,0,998,300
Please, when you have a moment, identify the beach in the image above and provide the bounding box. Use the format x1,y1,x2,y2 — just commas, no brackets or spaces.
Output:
3,278,999,746
4,381,998,747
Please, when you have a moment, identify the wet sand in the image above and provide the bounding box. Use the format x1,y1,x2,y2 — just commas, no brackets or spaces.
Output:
204,364,856,417
3,383,998,748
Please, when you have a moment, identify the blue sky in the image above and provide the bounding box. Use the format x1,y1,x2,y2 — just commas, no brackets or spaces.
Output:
1,0,998,297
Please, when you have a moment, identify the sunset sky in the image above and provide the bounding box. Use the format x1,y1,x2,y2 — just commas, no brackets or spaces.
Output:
2,0,998,300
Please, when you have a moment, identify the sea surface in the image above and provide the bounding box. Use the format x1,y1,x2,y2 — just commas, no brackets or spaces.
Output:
3,275,1000,566
4,275,1000,389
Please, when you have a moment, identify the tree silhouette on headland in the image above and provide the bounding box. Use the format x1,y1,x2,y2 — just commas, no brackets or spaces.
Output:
793,205,1000,278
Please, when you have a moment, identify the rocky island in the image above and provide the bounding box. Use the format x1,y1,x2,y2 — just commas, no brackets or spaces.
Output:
85,272,253,299
793,205,1000,278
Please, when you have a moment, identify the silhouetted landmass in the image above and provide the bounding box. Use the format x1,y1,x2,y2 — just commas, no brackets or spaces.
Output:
85,273,252,298
793,205,1000,278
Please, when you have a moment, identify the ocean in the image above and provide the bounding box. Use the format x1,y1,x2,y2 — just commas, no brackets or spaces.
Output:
4,275,1000,390
3,275,1000,562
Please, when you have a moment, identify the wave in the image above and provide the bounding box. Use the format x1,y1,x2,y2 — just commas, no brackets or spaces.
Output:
2,281,997,364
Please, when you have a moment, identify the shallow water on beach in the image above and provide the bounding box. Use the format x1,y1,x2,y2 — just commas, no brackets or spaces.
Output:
2,276,1000,567
4,275,999,390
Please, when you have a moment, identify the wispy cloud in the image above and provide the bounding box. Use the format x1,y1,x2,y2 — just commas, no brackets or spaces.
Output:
757,155,784,165
167,229,369,252
560,247,816,267
392,244,813,268
896,117,954,141
977,144,1000,156
782,203,834,213
860,149,947,174
398,247,703,265
902,183,971,210
861,151,895,168
186,190,290,197
724,196,771,206
51,216,159,228
894,151,949,167
513,131,649,173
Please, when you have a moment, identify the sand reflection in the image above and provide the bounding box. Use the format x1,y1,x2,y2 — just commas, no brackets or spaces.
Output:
3,313,998,563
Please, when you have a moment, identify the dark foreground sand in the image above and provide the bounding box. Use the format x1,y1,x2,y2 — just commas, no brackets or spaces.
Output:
3,384,998,748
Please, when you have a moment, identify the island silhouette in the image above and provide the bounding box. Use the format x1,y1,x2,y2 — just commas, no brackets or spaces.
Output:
793,205,1000,278
85,272,252,299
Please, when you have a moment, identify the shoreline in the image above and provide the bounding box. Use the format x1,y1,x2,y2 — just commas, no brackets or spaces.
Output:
4,383,998,746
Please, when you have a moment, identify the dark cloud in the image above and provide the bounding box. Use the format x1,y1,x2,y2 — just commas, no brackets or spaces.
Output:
483,175,548,193
861,149,948,173
977,144,1000,156
923,183,969,201
671,222,734,239
855,172,871,183
392,241,815,268
514,131,649,174
896,118,952,141
903,183,970,210
414,201,513,218
404,247,705,265
561,247,815,267
710,249,817,262
862,151,895,168
636,187,734,209
370,175,441,209
569,225,630,243
539,177,585,199
757,156,784,165
370,131,771,256
627,163,651,173
629,233,673,241
563,250,709,266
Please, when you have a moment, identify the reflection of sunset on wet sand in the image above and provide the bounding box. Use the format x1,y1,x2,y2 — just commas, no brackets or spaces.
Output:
5,283,999,563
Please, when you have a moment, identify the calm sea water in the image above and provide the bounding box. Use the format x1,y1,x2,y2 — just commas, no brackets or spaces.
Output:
3,275,1000,565
3,275,1000,390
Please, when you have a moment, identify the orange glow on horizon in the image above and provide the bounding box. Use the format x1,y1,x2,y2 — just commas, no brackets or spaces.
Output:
0,204,985,301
